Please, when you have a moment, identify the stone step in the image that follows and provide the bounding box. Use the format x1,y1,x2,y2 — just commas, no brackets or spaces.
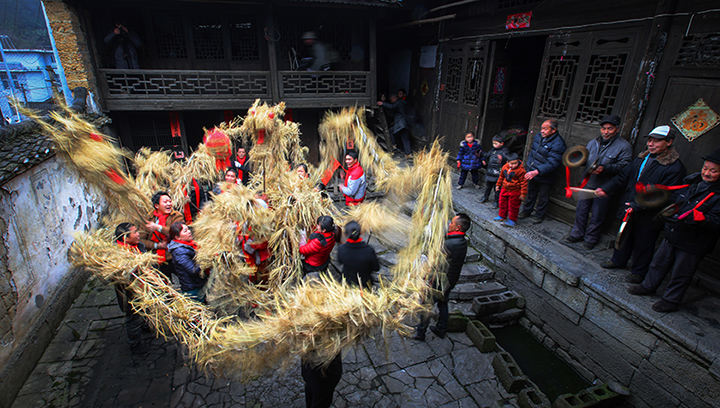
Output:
478,307,525,326
371,267,393,286
457,263,494,284
377,252,397,267
466,246,482,263
448,281,508,301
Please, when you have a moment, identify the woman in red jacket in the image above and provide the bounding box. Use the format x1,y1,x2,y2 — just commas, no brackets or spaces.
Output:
299,215,340,275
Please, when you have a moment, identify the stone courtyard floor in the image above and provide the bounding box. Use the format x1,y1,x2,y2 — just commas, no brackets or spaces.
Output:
10,276,513,408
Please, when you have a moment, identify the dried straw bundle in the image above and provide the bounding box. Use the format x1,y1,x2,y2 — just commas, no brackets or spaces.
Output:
182,144,219,184
23,107,151,225
337,201,411,238
133,148,187,211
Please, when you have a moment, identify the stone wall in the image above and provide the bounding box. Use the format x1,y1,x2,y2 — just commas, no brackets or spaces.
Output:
0,157,103,408
43,0,97,97
455,198,720,408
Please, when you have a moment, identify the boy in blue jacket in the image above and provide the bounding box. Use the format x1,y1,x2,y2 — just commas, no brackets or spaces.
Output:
456,131,483,190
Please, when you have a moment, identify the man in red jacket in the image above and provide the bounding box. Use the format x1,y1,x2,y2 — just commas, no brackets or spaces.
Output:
340,151,366,206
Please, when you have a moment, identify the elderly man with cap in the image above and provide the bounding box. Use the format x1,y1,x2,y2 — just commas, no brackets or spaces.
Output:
564,115,633,249
627,148,720,312
596,125,686,283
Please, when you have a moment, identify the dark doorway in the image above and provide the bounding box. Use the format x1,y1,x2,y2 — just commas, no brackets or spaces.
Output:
482,36,546,154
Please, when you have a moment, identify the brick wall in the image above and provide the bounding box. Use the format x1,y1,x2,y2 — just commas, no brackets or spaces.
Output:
0,217,17,348
43,0,97,96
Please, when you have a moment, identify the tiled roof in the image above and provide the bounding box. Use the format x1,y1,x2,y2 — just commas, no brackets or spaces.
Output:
0,121,55,185
0,114,111,185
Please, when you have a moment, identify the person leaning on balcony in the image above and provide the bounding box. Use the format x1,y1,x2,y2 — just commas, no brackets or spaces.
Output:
596,125,686,284
563,115,633,249
627,148,720,313
104,22,142,69
140,191,184,280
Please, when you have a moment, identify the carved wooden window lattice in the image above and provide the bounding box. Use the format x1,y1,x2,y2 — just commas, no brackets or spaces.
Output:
104,71,270,97
445,57,462,103
230,21,260,61
129,115,175,150
575,53,627,123
153,14,188,59
463,57,484,106
675,34,720,67
538,55,579,119
192,21,225,60
281,72,368,95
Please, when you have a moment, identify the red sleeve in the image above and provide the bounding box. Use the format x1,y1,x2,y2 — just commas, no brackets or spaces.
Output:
299,238,321,256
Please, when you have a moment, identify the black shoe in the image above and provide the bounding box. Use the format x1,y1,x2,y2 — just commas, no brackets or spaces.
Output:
492,204,499,209
624,274,644,284
600,260,621,269
430,325,446,339
563,236,581,244
412,331,426,342
130,341,148,356
518,212,531,220
652,299,679,313
627,285,654,296
583,241,596,250
480,198,489,204
531,217,544,224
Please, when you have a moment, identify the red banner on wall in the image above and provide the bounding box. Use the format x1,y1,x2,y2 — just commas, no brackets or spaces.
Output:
169,111,181,138
506,12,532,29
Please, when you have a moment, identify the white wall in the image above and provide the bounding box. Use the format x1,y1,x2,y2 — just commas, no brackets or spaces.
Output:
0,156,103,365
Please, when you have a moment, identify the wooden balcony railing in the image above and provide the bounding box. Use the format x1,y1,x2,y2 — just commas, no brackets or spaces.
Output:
98,69,373,110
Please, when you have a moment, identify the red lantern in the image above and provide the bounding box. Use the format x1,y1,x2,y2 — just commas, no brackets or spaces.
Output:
204,128,232,170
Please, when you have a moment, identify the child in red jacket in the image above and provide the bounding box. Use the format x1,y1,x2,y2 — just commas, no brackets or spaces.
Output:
494,153,528,227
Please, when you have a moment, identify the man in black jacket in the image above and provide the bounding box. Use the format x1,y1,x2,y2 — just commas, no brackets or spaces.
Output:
414,213,470,341
337,221,380,289
627,149,720,312
596,125,686,283
519,119,567,224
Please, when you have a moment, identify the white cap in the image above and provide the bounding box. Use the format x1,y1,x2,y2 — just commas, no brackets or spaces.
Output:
646,125,675,140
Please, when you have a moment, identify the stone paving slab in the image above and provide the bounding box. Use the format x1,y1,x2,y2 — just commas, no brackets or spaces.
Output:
12,276,513,408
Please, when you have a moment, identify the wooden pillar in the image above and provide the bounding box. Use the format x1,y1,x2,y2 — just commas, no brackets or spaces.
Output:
266,5,280,103
369,18,377,104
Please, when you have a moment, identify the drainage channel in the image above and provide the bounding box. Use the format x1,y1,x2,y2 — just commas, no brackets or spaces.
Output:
491,325,589,402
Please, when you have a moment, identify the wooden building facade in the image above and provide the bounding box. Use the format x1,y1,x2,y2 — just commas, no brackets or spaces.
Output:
377,0,720,284
49,0,397,160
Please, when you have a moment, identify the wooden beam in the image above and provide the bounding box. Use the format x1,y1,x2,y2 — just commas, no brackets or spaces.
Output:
266,4,280,103
429,0,481,14
369,18,377,105
386,14,456,30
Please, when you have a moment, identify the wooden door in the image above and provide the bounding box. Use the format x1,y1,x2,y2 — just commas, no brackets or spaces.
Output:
438,41,489,157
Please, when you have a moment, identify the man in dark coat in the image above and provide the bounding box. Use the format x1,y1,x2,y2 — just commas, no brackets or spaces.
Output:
114,222,149,356
565,115,633,249
414,213,470,341
627,148,720,312
596,125,686,283
336,221,380,289
519,119,567,224
377,93,412,156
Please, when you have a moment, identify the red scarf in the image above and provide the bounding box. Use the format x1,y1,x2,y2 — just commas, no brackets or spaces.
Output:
346,237,362,243
183,179,201,224
447,231,466,236
117,240,140,253
151,210,170,262
172,239,198,250
237,155,247,181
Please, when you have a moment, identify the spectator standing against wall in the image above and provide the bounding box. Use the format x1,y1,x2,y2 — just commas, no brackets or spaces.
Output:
455,131,483,190
627,148,720,312
481,134,509,207
519,119,567,224
596,125,686,283
564,115,633,249
377,93,412,156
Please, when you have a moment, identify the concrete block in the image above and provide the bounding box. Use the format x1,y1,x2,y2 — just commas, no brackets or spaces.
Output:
541,273,588,316
457,264,494,284
465,320,496,352
479,308,525,325
492,352,528,393
505,247,544,288
518,387,551,408
446,311,470,333
471,291,519,317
